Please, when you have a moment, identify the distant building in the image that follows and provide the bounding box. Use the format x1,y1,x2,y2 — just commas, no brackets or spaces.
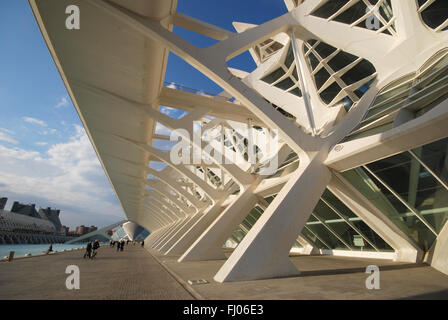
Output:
38,207,62,232
75,225,88,235
11,201,39,218
60,225,69,235
0,197,7,210
89,225,97,232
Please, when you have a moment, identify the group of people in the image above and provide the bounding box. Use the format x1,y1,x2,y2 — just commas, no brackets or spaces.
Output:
109,239,145,251
111,240,126,252
83,239,100,259
82,238,145,259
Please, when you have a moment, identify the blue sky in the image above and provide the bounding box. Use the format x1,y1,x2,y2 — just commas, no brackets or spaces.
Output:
0,0,287,229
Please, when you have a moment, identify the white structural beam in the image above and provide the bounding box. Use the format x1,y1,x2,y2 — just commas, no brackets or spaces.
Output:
326,100,448,172
215,156,331,282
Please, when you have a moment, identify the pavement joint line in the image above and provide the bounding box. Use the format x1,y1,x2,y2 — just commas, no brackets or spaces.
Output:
144,248,205,300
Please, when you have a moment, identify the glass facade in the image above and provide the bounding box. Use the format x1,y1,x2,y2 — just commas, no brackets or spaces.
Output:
345,50,448,142
303,39,376,110
342,137,448,251
311,0,396,35
261,42,303,97
417,0,448,31
228,189,394,252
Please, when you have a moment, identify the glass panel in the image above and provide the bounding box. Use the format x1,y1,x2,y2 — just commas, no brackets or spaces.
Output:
261,68,285,84
320,82,341,104
341,59,376,85
315,42,337,59
333,1,368,25
307,52,320,70
275,77,295,90
327,51,358,72
351,220,394,251
341,168,437,251
419,0,448,30
318,190,394,251
231,227,247,243
314,67,331,89
412,137,448,186
312,0,350,19
288,87,303,97
321,189,356,219
306,219,348,250
284,44,294,68
366,151,448,232
301,227,330,249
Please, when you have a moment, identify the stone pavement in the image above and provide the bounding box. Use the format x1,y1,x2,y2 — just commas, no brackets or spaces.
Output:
0,245,193,300
2,243,448,300
150,249,448,300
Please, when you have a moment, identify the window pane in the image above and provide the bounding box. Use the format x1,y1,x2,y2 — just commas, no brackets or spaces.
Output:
306,221,347,250
301,227,329,249
412,137,448,186
341,168,437,251
366,151,448,233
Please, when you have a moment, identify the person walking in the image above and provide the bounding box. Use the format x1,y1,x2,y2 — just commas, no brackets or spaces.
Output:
120,240,124,251
116,240,120,252
141,240,144,248
91,240,100,259
83,241,92,259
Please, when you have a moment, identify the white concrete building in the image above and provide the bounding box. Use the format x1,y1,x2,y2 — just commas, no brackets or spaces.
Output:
29,0,448,281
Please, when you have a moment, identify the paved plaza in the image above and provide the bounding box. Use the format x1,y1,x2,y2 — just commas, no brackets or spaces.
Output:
1,245,447,300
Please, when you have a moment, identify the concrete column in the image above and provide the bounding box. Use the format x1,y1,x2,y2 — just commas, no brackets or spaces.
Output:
147,226,170,246
214,157,331,282
159,214,202,254
179,186,259,261
164,203,226,256
427,219,448,276
153,220,183,249
151,222,180,248
154,217,190,250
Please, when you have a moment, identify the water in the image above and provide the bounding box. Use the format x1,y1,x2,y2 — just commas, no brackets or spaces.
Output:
0,243,87,258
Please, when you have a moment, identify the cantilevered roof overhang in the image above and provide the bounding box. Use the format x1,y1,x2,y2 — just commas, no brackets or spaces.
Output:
29,0,178,225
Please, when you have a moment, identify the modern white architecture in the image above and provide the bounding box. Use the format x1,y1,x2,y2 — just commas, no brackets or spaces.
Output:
29,0,448,282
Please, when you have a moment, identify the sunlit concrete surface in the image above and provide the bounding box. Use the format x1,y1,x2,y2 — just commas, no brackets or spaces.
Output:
0,246,193,300
150,249,448,300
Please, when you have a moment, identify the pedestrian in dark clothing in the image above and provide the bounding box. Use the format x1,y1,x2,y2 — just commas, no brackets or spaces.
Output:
116,241,120,251
84,241,92,259
141,240,144,248
91,240,100,259
120,240,124,251
46,244,53,255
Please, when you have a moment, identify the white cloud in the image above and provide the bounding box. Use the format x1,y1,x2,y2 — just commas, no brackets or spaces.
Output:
0,125,124,228
0,132,18,145
54,96,69,108
23,116,47,127
0,127,14,135
41,128,58,135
